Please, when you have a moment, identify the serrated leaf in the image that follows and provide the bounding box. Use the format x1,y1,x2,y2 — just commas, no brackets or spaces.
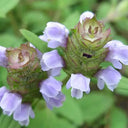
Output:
20,29,51,53
28,109,77,128
109,107,127,128
78,91,114,123
0,0,19,18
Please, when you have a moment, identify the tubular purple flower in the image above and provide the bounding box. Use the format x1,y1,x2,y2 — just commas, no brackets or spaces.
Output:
39,22,69,48
0,92,22,116
40,50,64,76
13,104,35,126
0,86,9,101
40,76,65,109
66,74,90,99
96,66,121,91
80,11,94,24
104,40,128,69
0,46,8,67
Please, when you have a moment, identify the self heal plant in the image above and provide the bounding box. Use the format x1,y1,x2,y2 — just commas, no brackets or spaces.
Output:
0,43,65,126
40,11,128,99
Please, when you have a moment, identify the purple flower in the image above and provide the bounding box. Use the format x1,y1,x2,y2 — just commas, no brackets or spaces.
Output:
104,40,128,69
66,74,90,99
0,46,8,67
40,50,64,76
40,76,65,109
13,104,35,126
0,86,9,101
80,11,94,24
0,92,22,116
39,22,69,48
96,66,121,91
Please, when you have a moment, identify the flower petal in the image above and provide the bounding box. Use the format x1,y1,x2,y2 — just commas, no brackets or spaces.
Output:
48,67,62,76
70,74,90,92
105,40,128,69
80,11,94,24
0,93,22,116
39,22,69,48
97,78,105,90
0,46,8,67
40,50,64,76
71,88,83,99
96,66,121,91
0,86,9,101
13,104,35,126
40,76,62,97
43,92,65,110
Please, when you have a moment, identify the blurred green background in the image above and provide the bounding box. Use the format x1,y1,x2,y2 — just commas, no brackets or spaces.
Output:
0,0,128,128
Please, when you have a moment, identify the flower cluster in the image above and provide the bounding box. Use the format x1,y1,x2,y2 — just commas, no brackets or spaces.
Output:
0,11,128,126
40,11,128,99
0,86,34,126
0,43,65,126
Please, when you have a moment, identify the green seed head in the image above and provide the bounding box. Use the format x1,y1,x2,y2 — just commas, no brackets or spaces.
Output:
6,43,47,103
63,17,111,77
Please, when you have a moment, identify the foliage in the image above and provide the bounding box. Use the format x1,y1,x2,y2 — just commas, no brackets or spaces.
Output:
0,0,128,128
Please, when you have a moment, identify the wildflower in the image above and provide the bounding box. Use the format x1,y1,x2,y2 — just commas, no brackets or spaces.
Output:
0,43,65,126
96,66,121,91
0,46,8,67
66,74,90,99
40,76,65,109
40,50,64,76
80,11,94,24
0,92,22,116
0,86,9,101
13,104,35,126
104,40,128,69
39,22,69,48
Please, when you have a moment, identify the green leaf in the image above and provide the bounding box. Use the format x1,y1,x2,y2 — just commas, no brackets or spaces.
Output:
54,88,84,126
100,61,113,69
28,109,77,128
57,0,77,9
0,0,19,18
22,11,50,33
31,1,53,10
115,18,128,32
63,11,80,29
0,67,8,87
55,70,67,81
96,2,111,19
109,107,127,128
20,29,51,53
116,0,128,17
0,34,23,48
115,76,128,96
0,111,20,128
78,91,114,123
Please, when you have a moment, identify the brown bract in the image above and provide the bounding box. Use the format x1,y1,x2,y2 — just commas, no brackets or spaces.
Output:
75,17,111,46
6,43,37,69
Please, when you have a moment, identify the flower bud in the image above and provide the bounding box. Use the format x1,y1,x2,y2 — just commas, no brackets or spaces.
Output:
6,43,47,102
63,15,110,77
